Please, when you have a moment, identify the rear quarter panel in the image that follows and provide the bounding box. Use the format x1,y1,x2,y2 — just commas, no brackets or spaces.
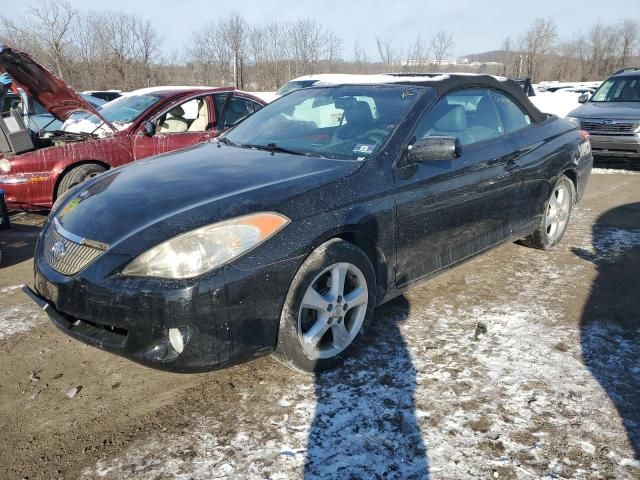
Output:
510,116,591,232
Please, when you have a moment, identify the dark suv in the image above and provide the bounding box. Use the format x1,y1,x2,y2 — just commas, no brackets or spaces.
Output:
567,68,640,161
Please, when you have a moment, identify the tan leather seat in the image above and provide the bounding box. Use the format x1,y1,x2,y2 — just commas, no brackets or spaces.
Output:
188,100,208,132
159,106,188,133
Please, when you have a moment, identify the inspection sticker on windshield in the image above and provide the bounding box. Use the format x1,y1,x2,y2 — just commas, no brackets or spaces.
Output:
353,144,375,155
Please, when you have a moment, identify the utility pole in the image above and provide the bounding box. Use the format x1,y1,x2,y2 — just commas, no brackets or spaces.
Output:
233,51,238,88
518,54,523,78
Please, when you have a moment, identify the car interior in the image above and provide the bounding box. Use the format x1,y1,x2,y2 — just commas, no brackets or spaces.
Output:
158,98,210,133
223,98,256,128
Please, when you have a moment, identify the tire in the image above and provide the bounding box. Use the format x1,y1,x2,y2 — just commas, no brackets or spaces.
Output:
273,239,377,373
520,174,575,250
56,164,106,198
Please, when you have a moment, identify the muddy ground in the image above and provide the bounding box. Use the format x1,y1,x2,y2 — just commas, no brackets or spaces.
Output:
1,169,639,480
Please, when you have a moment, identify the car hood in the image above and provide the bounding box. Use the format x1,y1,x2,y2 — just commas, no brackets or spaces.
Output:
568,101,640,120
0,45,115,130
54,142,363,247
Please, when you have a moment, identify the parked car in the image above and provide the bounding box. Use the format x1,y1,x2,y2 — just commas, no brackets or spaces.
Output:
567,67,640,160
2,89,105,132
81,90,122,102
555,86,596,96
275,73,409,97
0,45,266,210
24,74,592,373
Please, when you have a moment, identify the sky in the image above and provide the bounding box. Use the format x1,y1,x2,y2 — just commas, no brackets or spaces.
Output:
3,0,636,60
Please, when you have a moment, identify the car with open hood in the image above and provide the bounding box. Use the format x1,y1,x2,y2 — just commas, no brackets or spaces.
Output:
0,45,266,210
1,89,105,133
24,74,592,373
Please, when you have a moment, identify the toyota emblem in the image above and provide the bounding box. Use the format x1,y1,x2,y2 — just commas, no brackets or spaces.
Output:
51,241,67,259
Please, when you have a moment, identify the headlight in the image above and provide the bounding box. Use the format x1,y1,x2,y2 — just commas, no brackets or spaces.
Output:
566,117,580,128
122,212,290,279
0,158,10,173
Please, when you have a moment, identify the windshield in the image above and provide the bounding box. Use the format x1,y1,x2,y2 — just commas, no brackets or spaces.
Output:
61,94,162,133
225,85,424,160
591,77,640,102
275,80,319,96
99,94,161,125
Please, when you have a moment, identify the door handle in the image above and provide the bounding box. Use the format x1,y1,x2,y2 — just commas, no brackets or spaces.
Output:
504,159,521,172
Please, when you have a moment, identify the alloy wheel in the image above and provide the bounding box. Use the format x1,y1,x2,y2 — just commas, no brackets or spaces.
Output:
297,262,368,359
546,183,571,242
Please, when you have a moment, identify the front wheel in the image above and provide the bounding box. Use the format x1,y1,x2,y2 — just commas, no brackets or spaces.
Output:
273,239,376,373
56,163,106,198
520,174,575,250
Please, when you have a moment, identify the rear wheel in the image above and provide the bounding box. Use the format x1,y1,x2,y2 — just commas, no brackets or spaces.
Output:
274,239,376,373
521,174,574,250
56,163,106,198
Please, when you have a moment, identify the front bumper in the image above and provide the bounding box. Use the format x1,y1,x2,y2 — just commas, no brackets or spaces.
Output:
26,250,303,372
588,134,640,159
0,173,54,209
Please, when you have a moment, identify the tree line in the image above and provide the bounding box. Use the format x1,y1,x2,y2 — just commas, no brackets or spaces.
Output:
499,17,640,82
1,0,638,92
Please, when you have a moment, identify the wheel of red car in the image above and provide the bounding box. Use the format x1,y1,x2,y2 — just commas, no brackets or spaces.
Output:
56,164,107,198
273,239,377,373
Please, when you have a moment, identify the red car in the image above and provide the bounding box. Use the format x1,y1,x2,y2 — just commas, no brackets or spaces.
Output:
0,45,266,210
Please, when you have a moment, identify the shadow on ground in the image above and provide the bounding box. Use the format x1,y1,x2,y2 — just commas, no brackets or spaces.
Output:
305,295,429,479
574,201,640,460
0,213,46,269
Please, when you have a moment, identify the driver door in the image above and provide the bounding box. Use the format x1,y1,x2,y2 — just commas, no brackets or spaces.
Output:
394,88,523,286
131,95,214,160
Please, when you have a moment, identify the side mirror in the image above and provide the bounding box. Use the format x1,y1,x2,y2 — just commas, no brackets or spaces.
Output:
578,93,589,104
142,121,156,137
408,136,461,163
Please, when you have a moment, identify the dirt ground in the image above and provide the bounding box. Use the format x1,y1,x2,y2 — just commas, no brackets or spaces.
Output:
1,168,639,480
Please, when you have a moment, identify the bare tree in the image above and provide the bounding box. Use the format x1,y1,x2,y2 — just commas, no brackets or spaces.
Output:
406,36,430,71
28,0,77,78
353,42,369,73
223,13,248,88
375,37,397,71
324,29,343,70
519,17,557,81
430,31,454,71
619,18,640,68
133,16,161,87
289,19,324,76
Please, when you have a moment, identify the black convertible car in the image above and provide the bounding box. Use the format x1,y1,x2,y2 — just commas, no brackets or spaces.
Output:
24,75,593,373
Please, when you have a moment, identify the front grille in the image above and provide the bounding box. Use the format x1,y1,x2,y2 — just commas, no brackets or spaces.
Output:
43,221,106,275
580,120,639,133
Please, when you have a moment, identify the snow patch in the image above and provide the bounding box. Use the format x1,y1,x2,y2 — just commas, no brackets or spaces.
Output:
0,305,44,340
592,168,640,175
82,207,639,479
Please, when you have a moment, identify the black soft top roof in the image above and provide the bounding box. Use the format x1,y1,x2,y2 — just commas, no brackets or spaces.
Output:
391,74,547,123
326,73,548,124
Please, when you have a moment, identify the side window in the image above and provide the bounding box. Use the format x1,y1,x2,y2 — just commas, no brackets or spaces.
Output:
213,94,229,119
157,97,209,134
251,101,263,113
414,89,502,147
224,97,255,128
490,91,531,135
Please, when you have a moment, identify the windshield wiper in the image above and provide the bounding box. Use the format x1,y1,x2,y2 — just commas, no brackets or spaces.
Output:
244,142,308,156
218,136,235,146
